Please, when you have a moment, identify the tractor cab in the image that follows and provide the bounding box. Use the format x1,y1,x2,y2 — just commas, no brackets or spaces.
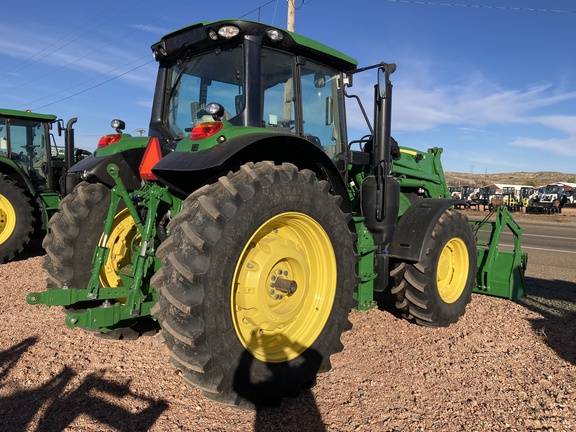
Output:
0,109,59,193
149,20,357,194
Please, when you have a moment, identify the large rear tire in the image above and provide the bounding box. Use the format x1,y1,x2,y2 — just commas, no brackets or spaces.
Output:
151,161,357,408
42,181,159,339
390,210,476,327
0,175,34,263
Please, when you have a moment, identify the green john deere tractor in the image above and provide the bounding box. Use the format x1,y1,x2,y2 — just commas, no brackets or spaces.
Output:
28,20,527,408
0,109,88,263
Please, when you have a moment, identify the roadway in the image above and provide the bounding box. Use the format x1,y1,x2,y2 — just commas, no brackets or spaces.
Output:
510,220,576,254
468,215,576,285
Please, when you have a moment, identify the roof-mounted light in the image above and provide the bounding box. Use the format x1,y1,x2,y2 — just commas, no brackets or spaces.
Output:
152,45,167,61
218,25,240,39
205,102,224,117
208,28,218,40
110,119,125,132
266,28,284,42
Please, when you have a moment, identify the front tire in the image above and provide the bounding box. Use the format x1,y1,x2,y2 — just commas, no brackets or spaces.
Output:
0,175,34,263
151,162,357,408
391,210,476,327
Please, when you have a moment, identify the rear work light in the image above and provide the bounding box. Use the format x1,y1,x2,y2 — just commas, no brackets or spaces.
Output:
218,25,240,39
98,134,122,148
190,122,223,140
139,137,163,180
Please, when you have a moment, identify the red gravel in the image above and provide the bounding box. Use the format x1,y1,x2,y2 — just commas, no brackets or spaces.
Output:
1,214,575,431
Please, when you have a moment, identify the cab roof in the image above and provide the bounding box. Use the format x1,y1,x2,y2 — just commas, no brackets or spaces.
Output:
0,108,57,122
152,19,358,72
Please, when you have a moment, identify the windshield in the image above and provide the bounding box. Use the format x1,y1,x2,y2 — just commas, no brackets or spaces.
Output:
7,118,49,185
165,47,243,139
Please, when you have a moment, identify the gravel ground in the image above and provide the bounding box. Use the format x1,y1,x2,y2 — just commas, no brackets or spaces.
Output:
0,210,575,431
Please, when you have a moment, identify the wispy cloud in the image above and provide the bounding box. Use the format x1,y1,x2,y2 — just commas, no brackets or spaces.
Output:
392,77,576,131
346,63,576,171
534,115,576,135
129,24,171,36
509,136,576,157
0,24,155,91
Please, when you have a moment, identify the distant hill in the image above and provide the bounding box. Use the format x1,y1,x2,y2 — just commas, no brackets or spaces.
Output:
444,171,576,188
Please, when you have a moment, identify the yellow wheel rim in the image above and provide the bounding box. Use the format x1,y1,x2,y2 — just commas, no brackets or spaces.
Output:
231,212,337,363
437,237,469,303
99,208,140,287
0,193,16,244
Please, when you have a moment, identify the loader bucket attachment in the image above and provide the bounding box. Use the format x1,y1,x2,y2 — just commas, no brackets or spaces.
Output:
470,205,527,300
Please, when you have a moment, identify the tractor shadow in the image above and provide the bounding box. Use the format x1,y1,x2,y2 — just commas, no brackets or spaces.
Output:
11,237,45,262
0,337,168,432
518,277,576,366
232,338,327,431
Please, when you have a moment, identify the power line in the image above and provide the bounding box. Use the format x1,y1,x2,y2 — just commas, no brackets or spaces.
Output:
17,54,151,110
291,0,313,11
1,1,145,79
31,59,154,111
0,6,112,78
384,0,576,14
7,1,191,109
15,0,300,110
1,23,155,97
239,0,277,19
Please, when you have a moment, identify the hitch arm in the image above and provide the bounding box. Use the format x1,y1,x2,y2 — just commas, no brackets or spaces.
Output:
26,286,129,307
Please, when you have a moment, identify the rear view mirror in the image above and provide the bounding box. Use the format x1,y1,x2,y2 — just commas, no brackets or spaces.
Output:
314,72,326,88
377,63,397,99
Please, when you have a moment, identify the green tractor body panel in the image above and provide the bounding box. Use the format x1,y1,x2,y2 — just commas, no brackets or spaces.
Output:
393,146,451,216
93,134,148,156
68,135,150,190
39,192,62,215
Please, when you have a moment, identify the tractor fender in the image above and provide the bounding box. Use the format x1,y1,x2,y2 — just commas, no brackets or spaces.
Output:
152,132,350,209
387,198,464,263
0,159,36,196
67,147,146,190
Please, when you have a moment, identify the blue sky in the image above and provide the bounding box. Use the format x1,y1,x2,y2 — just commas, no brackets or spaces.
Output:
1,0,575,175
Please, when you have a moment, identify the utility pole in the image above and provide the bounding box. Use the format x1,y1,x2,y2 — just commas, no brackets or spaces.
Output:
287,0,295,31
283,0,296,120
